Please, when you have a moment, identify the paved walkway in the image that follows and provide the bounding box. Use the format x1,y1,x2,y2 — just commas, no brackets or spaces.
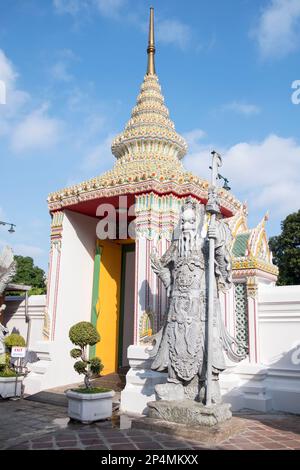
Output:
1,399,300,450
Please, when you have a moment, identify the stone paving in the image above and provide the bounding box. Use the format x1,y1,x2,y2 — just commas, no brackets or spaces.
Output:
1,398,300,450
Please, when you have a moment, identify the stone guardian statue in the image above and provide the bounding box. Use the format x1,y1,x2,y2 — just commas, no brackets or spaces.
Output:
149,196,245,424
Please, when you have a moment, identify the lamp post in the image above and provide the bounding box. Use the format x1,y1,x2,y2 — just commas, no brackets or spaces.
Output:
0,221,16,233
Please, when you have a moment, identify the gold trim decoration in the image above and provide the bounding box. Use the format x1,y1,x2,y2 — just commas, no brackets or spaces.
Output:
246,276,258,299
232,256,279,276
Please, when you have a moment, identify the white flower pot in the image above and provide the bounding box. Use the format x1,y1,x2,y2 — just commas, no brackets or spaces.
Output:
65,389,115,424
0,376,23,398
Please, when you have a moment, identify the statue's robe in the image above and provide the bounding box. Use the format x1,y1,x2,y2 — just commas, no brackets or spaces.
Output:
150,220,243,383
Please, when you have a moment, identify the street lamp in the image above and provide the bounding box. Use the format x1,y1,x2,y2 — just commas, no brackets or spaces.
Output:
208,167,231,191
217,173,231,191
0,221,16,233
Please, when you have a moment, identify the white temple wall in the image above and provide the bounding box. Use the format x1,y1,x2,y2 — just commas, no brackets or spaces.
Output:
24,211,97,394
47,241,59,341
258,285,300,365
221,284,300,414
3,295,46,348
122,283,300,415
257,285,300,413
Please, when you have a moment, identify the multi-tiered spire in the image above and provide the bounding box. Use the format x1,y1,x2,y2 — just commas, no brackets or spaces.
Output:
48,8,242,218
111,7,187,172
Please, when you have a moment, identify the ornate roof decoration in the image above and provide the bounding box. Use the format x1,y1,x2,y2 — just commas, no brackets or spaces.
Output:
226,203,248,238
229,210,278,279
248,213,269,259
232,232,251,257
47,8,241,215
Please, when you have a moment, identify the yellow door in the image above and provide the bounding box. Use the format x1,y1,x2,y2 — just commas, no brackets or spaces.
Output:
95,240,122,375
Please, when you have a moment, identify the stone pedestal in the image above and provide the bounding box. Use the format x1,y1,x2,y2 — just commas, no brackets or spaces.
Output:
132,416,245,445
132,400,245,445
148,399,232,427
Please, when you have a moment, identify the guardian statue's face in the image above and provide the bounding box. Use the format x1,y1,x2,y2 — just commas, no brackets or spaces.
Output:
181,208,197,235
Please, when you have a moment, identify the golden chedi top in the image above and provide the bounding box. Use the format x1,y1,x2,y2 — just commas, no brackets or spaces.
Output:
110,7,187,176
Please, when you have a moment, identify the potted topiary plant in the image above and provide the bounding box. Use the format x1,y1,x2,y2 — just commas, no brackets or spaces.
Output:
0,333,26,399
65,321,114,424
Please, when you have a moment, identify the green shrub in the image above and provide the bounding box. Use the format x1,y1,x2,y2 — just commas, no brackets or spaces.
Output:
0,352,10,370
90,357,103,375
4,334,26,350
1,334,25,377
69,321,103,389
71,387,111,394
74,360,87,375
70,348,82,359
69,322,100,348
0,351,16,377
0,368,17,378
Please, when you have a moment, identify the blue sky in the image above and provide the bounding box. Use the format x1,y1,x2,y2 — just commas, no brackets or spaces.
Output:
0,0,300,271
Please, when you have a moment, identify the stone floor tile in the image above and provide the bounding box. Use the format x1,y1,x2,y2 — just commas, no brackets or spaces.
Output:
32,443,55,449
7,444,31,450
282,441,300,449
135,443,164,450
106,438,133,444
109,444,137,450
260,442,290,450
79,438,105,445
1,399,300,451
84,445,109,450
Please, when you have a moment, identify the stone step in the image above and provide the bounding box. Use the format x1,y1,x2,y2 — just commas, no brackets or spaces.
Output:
25,370,127,407
91,372,127,392
25,391,68,407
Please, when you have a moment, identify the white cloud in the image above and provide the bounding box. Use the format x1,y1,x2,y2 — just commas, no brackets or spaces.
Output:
53,0,84,15
0,49,30,135
222,101,261,116
157,19,192,50
183,128,206,152
0,49,16,85
10,104,63,153
252,0,300,58
13,244,44,258
0,49,65,155
50,49,78,82
84,114,106,137
95,0,125,19
53,0,125,18
53,1,192,51
184,133,300,222
81,134,114,171
50,61,73,82
0,239,44,258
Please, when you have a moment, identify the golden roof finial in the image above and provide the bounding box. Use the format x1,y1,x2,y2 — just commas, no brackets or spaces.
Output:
147,7,156,75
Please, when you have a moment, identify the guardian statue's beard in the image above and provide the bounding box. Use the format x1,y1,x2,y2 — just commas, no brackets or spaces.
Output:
178,229,198,258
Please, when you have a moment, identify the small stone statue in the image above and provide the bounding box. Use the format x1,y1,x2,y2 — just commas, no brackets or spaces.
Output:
0,317,9,355
0,246,16,356
150,198,244,406
0,246,16,296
